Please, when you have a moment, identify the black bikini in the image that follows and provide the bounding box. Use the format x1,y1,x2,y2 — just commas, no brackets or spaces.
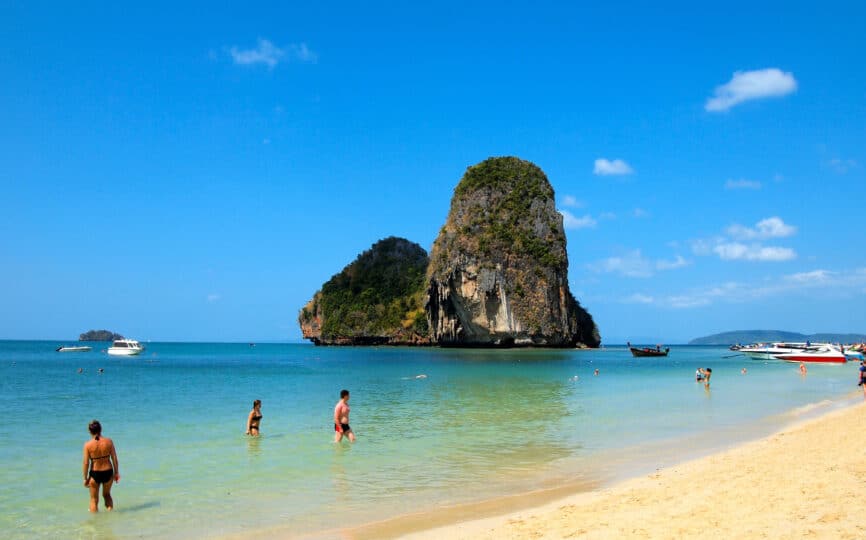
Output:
89,468,114,484
89,454,113,484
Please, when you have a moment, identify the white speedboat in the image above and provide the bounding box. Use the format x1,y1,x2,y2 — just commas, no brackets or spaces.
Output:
107,339,144,356
774,345,846,364
56,345,92,352
740,342,811,360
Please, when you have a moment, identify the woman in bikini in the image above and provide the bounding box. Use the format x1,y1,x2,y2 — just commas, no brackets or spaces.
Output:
82,420,120,512
246,399,263,436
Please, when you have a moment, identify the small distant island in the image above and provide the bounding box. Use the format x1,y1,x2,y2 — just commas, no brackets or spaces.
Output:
79,329,124,342
690,330,866,345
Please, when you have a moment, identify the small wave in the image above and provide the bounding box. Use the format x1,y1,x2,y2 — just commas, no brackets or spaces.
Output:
786,399,833,417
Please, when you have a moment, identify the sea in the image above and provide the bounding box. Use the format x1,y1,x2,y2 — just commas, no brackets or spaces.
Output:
0,341,861,539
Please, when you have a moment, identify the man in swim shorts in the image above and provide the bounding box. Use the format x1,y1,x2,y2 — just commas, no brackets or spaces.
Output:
334,389,355,443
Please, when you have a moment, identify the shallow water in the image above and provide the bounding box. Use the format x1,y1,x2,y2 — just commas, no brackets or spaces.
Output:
0,341,859,539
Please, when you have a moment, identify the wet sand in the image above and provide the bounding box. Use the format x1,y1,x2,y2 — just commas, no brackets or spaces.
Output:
396,400,866,540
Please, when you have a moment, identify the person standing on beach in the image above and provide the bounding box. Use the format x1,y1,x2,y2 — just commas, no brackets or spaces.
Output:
799,363,808,375
82,420,120,512
334,389,355,443
695,368,705,382
246,399,263,436
703,368,712,389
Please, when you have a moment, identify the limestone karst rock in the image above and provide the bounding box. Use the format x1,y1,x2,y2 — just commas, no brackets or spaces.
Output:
426,157,600,347
298,237,432,345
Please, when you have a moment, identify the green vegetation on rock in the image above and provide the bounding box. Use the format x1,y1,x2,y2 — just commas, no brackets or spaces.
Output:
79,330,124,341
298,237,431,345
450,157,563,268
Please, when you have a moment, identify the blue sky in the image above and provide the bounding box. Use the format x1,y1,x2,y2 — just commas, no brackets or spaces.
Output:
2,2,864,343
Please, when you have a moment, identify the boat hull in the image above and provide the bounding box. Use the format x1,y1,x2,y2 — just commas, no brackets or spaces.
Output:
57,346,92,352
774,354,846,363
743,350,777,360
107,348,143,356
629,347,669,357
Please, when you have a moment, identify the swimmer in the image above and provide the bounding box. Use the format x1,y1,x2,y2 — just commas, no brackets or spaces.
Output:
98,368,104,374
741,367,747,375
703,368,712,389
82,420,120,512
246,399,263,436
334,389,355,443
799,363,807,375
594,369,599,376
695,368,705,382
77,368,84,374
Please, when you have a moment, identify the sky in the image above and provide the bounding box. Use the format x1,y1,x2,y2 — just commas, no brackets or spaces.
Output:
1,1,865,343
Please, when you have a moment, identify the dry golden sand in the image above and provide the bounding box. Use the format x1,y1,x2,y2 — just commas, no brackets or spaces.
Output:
398,401,866,540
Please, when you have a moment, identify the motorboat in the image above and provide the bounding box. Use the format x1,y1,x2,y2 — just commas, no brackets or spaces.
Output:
107,339,144,356
56,345,92,352
627,342,670,357
740,342,814,360
773,345,846,363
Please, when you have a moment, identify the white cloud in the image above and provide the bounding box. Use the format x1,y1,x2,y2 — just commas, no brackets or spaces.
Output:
785,269,832,284
593,158,634,176
713,242,796,262
589,250,689,278
725,178,762,190
639,268,866,309
655,255,690,270
633,208,649,218
599,212,617,220
726,216,797,240
561,195,583,208
705,68,797,112
560,210,597,229
229,39,317,68
623,293,654,304
828,158,858,174
207,293,221,303
289,42,318,63
589,250,652,278
692,218,797,262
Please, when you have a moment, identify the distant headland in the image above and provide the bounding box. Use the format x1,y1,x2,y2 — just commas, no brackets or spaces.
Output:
689,330,866,345
298,156,600,348
79,329,124,341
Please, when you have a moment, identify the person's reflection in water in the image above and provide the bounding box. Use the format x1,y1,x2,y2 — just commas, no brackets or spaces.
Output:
247,433,262,459
330,442,351,505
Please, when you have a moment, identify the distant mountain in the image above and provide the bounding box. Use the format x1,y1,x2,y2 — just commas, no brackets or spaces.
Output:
690,330,866,345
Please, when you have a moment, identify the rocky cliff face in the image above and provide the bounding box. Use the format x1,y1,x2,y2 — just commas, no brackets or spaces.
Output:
426,157,600,347
299,237,432,346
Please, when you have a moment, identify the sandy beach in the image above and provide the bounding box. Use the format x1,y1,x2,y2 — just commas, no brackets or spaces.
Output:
394,400,866,540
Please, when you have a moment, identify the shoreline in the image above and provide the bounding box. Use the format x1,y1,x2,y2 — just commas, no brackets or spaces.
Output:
229,391,866,540
388,398,866,539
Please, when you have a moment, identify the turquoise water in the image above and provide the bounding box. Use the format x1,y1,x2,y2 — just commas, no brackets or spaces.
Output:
0,341,861,539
